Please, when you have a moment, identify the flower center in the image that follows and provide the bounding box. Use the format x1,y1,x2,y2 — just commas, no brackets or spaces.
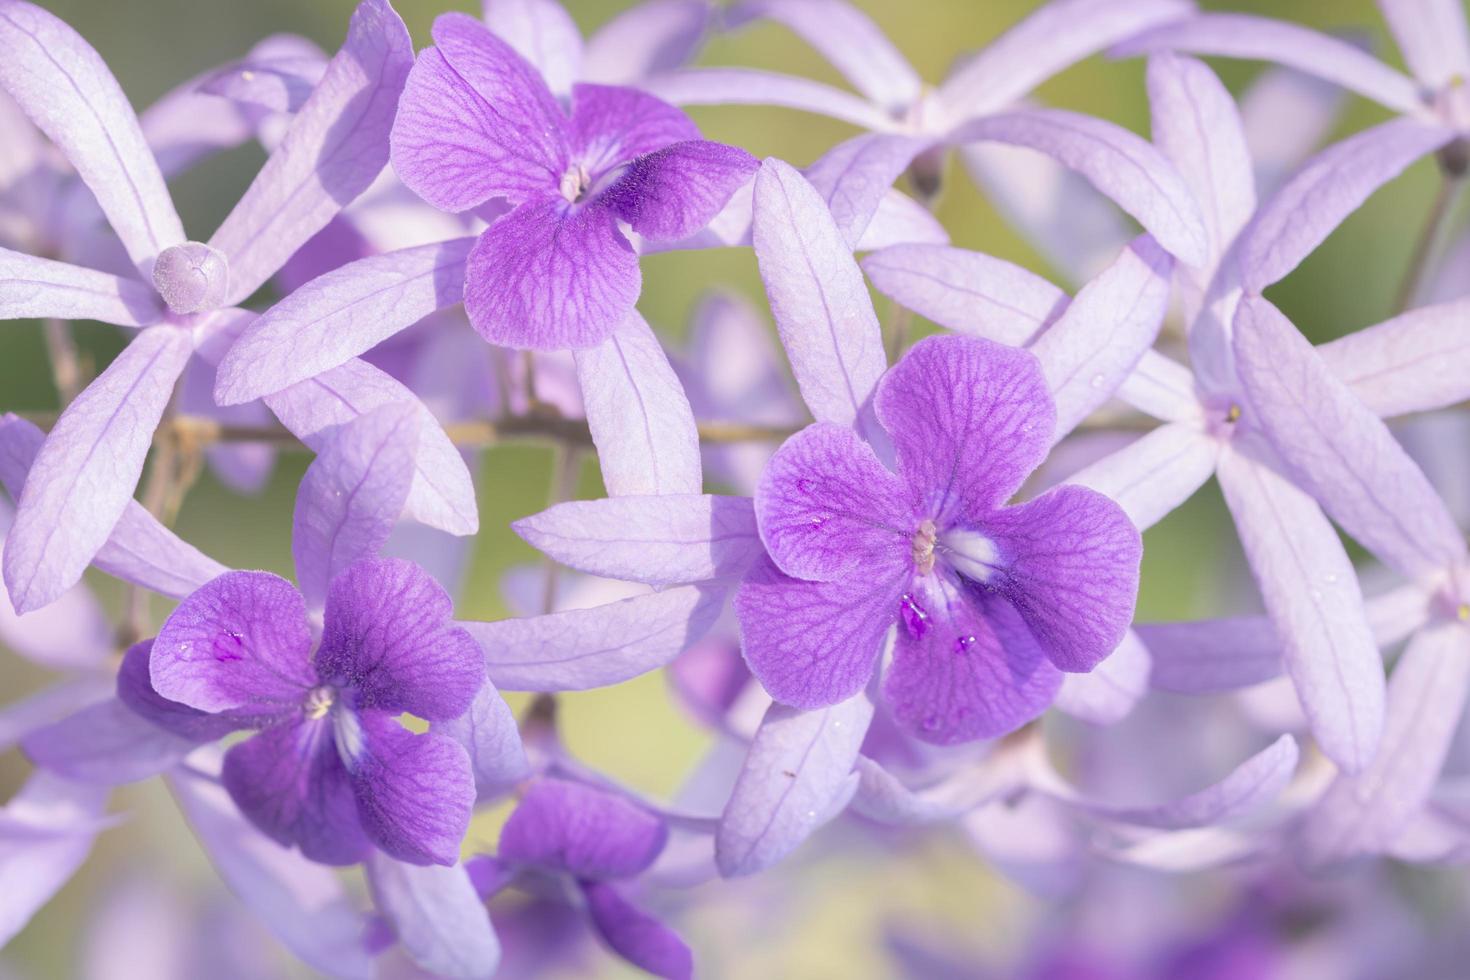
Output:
939,528,1000,584
303,684,336,720
152,240,229,315
912,519,937,574
559,163,591,204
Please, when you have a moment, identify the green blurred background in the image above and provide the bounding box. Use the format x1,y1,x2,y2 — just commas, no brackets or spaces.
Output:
0,0,1450,976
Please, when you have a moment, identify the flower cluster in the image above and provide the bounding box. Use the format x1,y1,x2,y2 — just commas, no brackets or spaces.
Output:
3,0,1470,976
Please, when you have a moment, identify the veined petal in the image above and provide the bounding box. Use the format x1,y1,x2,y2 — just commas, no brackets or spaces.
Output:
856,190,950,251
483,0,583,99
0,248,161,325
115,640,243,743
500,777,667,879
938,0,1193,119
197,44,329,114
1217,435,1384,775
469,582,725,691
1234,295,1466,579
215,237,476,405
639,67,894,132
851,749,1027,826
861,243,1067,346
209,0,414,305
1319,297,1470,419
600,139,758,242
581,0,711,84
1377,0,1470,90
574,311,702,495
1240,118,1454,292
752,158,886,438
2,326,189,613
351,715,474,867
580,881,693,980
1065,423,1219,532
1030,235,1172,441
1142,615,1284,693
716,691,872,877
514,494,762,587
0,0,184,270
1114,350,1202,423
431,682,528,801
366,854,501,979
569,83,699,176
1115,13,1425,115
950,108,1209,268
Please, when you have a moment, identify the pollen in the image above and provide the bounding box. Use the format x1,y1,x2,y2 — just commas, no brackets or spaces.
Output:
559,164,591,204
303,685,335,720
1226,404,1242,423
1458,602,1470,623
912,519,937,575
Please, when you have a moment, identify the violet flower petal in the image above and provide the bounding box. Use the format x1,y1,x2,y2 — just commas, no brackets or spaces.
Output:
215,237,476,405
0,0,184,271
209,0,414,306
500,777,667,879
21,695,198,786
642,64,892,130
513,493,762,587
600,139,758,242
431,681,529,801
0,247,162,325
568,82,699,174
366,853,500,978
1238,65,1348,199
802,133,931,249
0,502,110,671
0,772,111,946
151,570,315,714
351,714,474,867
1065,423,1219,532
292,405,418,612
2,326,190,613
1114,349,1202,423
1054,628,1151,725
317,558,483,721
482,0,583,99
199,49,328,114
573,311,701,495
716,691,872,877
861,243,1067,345
1318,296,1470,419
851,750,1026,826
115,639,242,742
469,582,725,691
1142,615,1284,693
1378,0,1470,88
580,880,693,980
581,0,711,84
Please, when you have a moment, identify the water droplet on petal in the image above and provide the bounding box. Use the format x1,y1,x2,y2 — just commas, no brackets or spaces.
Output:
797,478,814,494
899,594,929,637
953,635,977,654
1323,573,1338,584
1089,373,1105,389
809,515,825,528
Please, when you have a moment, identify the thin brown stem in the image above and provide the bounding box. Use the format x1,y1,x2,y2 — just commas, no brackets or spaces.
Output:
41,318,84,406
1395,173,1463,314
886,302,915,363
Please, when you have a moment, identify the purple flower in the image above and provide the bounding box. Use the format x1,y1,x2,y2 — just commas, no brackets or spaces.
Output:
141,558,483,867
389,13,757,351
735,334,1141,745
470,777,692,980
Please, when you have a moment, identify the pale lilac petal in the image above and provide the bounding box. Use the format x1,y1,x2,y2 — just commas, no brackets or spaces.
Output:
138,61,259,178
0,772,111,946
568,83,698,174
851,750,1026,826
1238,65,1349,198
317,558,483,721
1377,0,1470,89
1065,422,1218,532
1319,297,1470,418
982,485,1141,673
168,760,376,978
580,881,692,980
1115,13,1425,114
198,46,328,114
178,355,275,494
581,0,711,84
483,0,583,98
151,570,314,714
950,109,1209,268
1049,734,1299,830
0,677,110,754
22,697,198,785
1241,118,1455,292
0,507,110,670
1030,235,1172,440
958,142,1132,286
735,555,902,709
600,139,758,242
752,158,886,439
266,357,479,535
861,243,1066,345
755,422,910,581
209,0,413,305
500,777,667,878
469,583,725,691
1142,615,1283,693
464,198,639,351
115,639,241,742
2,326,190,613
1216,435,1385,775
1146,54,1254,271
1113,349,1202,423
367,854,500,978
292,405,418,611
938,0,1193,119
716,691,871,877
0,248,161,325
729,0,919,112
391,12,568,212
883,585,1062,743
514,494,761,587
215,237,476,405
574,311,702,495
432,682,529,800
1234,294,1466,579
1054,629,1151,725
0,0,184,270
875,334,1053,521
1302,622,1470,864
351,714,474,866
856,190,950,250
640,67,893,131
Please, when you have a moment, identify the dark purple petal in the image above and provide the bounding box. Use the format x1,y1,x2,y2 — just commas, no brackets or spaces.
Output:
568,82,699,177
499,777,666,879
151,571,315,715
222,718,373,866
599,140,757,242
882,581,1061,744
755,422,911,582
316,558,482,721
350,713,474,867
462,198,639,351
580,880,693,980
391,13,567,212
980,485,1141,672
734,554,903,709
116,640,245,742
876,334,1054,523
